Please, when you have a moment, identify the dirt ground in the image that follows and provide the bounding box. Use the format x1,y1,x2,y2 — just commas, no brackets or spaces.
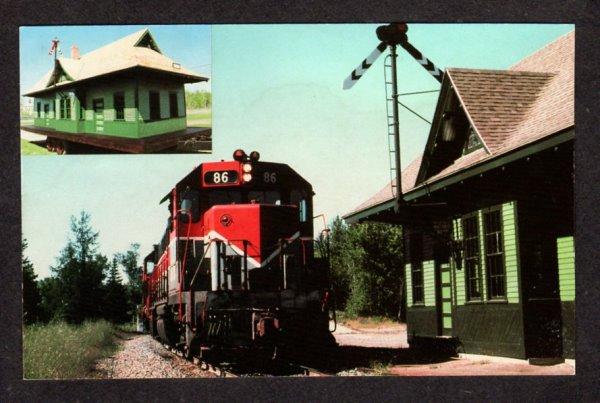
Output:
333,322,575,376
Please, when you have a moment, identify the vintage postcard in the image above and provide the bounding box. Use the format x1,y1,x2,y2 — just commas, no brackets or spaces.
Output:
21,23,575,379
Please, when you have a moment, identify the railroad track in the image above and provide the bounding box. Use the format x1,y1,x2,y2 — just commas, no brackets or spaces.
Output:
162,343,330,377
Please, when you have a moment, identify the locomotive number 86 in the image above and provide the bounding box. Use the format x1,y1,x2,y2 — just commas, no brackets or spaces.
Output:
141,149,336,362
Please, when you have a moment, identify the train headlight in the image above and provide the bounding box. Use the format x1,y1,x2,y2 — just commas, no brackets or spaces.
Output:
242,163,252,173
242,173,252,182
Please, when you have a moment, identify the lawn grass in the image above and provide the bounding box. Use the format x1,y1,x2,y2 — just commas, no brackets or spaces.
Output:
23,321,118,379
21,139,52,155
186,109,212,127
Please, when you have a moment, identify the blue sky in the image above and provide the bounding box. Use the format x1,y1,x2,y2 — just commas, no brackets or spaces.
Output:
19,24,211,97
21,23,573,278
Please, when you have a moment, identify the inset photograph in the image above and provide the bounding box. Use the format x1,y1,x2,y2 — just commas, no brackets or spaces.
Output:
20,25,211,154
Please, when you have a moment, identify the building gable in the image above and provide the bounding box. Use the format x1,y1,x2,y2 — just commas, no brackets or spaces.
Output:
134,30,162,53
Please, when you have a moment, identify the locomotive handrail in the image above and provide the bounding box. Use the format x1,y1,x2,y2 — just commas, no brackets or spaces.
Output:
189,238,218,289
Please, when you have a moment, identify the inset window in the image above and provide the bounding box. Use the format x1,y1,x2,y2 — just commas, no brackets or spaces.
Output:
149,91,161,120
169,92,178,118
59,97,71,119
484,208,506,299
114,92,125,120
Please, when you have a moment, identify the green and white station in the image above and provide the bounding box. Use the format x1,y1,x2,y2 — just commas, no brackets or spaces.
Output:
23,28,208,153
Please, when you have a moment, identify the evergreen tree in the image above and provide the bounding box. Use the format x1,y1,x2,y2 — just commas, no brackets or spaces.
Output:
50,211,108,324
38,277,62,322
22,239,41,324
115,243,141,318
104,257,129,323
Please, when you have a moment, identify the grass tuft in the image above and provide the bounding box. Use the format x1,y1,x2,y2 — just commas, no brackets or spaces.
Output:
23,320,117,379
21,139,52,155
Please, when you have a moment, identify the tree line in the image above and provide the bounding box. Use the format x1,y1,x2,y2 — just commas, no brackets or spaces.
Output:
185,90,211,110
320,217,406,320
23,211,142,325
23,211,407,325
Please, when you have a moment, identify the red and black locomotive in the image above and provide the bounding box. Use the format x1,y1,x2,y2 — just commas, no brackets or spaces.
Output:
141,150,335,362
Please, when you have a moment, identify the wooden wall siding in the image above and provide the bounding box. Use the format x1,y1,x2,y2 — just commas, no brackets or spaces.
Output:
502,201,520,303
478,209,488,299
30,79,188,139
423,260,436,307
452,218,466,305
405,263,413,307
454,303,525,358
557,236,575,301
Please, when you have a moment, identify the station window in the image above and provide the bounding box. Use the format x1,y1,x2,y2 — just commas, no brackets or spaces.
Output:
169,92,178,118
463,127,483,155
149,91,161,120
36,102,41,117
114,92,125,120
463,214,482,301
484,208,506,299
59,96,71,119
410,232,424,304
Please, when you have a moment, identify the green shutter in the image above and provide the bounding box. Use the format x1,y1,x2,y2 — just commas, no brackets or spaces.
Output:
423,260,436,306
502,201,520,303
453,218,466,305
405,263,412,307
478,209,487,298
557,236,575,301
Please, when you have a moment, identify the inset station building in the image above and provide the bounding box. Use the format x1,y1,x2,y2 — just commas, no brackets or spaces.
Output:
23,28,209,153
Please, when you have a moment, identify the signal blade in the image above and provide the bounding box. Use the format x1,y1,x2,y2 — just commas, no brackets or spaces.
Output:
398,40,443,83
343,42,387,90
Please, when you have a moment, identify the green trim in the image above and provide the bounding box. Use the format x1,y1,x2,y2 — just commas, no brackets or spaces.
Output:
405,263,413,307
557,236,575,301
423,260,436,307
478,209,488,299
453,217,466,306
502,201,520,303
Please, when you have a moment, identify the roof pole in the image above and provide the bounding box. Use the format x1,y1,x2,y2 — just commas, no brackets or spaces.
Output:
390,43,403,212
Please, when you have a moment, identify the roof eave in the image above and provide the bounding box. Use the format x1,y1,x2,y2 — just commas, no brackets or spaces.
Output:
23,65,208,97
344,127,574,223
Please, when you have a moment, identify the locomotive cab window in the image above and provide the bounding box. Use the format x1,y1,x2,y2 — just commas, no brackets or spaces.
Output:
179,190,200,223
248,190,281,205
207,190,242,207
290,190,309,222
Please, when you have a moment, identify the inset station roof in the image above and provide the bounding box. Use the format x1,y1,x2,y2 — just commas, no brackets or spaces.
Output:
25,28,207,96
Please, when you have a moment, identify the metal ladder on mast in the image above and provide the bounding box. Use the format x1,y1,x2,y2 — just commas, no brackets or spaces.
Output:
384,54,398,198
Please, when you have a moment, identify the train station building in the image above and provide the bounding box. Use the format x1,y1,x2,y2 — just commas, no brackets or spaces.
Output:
22,28,209,153
344,31,574,360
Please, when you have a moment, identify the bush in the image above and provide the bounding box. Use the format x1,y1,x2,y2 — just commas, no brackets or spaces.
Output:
23,320,117,379
328,217,404,319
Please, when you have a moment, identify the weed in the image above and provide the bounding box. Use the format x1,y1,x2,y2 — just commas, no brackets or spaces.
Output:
23,320,117,379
